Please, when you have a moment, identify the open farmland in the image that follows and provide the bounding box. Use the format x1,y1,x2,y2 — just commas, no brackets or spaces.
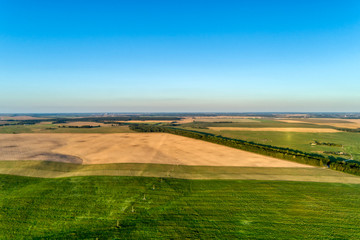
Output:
0,133,309,167
1,115,360,240
1,120,360,239
188,128,360,162
2,133,360,183
177,118,360,162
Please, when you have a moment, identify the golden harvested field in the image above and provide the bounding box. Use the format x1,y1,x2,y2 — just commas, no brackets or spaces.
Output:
176,116,262,124
2,133,360,183
195,116,259,122
194,118,258,122
209,127,340,133
0,133,311,168
276,118,360,129
176,117,195,124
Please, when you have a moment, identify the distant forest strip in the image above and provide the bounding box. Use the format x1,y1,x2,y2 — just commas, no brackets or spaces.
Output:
129,124,360,176
335,128,360,133
0,116,181,126
58,125,101,129
51,116,181,124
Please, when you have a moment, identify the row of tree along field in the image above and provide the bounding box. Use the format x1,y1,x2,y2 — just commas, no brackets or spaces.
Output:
0,116,182,126
335,128,360,133
129,124,360,176
58,125,101,128
311,140,343,147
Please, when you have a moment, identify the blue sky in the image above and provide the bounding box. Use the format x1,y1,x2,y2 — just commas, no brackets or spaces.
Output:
1,0,359,113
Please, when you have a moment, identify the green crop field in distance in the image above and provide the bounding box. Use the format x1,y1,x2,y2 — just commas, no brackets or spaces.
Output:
181,118,336,129
177,121,360,162
1,175,360,239
205,130,360,162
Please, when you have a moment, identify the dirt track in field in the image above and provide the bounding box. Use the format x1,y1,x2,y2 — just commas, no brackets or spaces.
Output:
209,127,340,133
0,133,311,168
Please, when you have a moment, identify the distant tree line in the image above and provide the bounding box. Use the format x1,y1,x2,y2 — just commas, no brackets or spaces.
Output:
129,124,360,176
0,120,44,126
1,117,183,126
58,125,101,128
51,116,182,124
0,123,16,127
335,128,360,133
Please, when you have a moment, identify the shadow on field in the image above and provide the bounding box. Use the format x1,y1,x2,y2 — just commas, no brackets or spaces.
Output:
29,152,83,164
1,160,360,183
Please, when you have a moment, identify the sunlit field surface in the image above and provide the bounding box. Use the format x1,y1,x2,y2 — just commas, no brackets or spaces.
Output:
1,175,360,239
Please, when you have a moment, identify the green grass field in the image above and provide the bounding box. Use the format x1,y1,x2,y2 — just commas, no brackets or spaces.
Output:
1,174,360,239
183,118,335,129
189,129,360,162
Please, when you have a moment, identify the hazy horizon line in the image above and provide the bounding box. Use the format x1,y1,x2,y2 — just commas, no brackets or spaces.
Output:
1,111,359,115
